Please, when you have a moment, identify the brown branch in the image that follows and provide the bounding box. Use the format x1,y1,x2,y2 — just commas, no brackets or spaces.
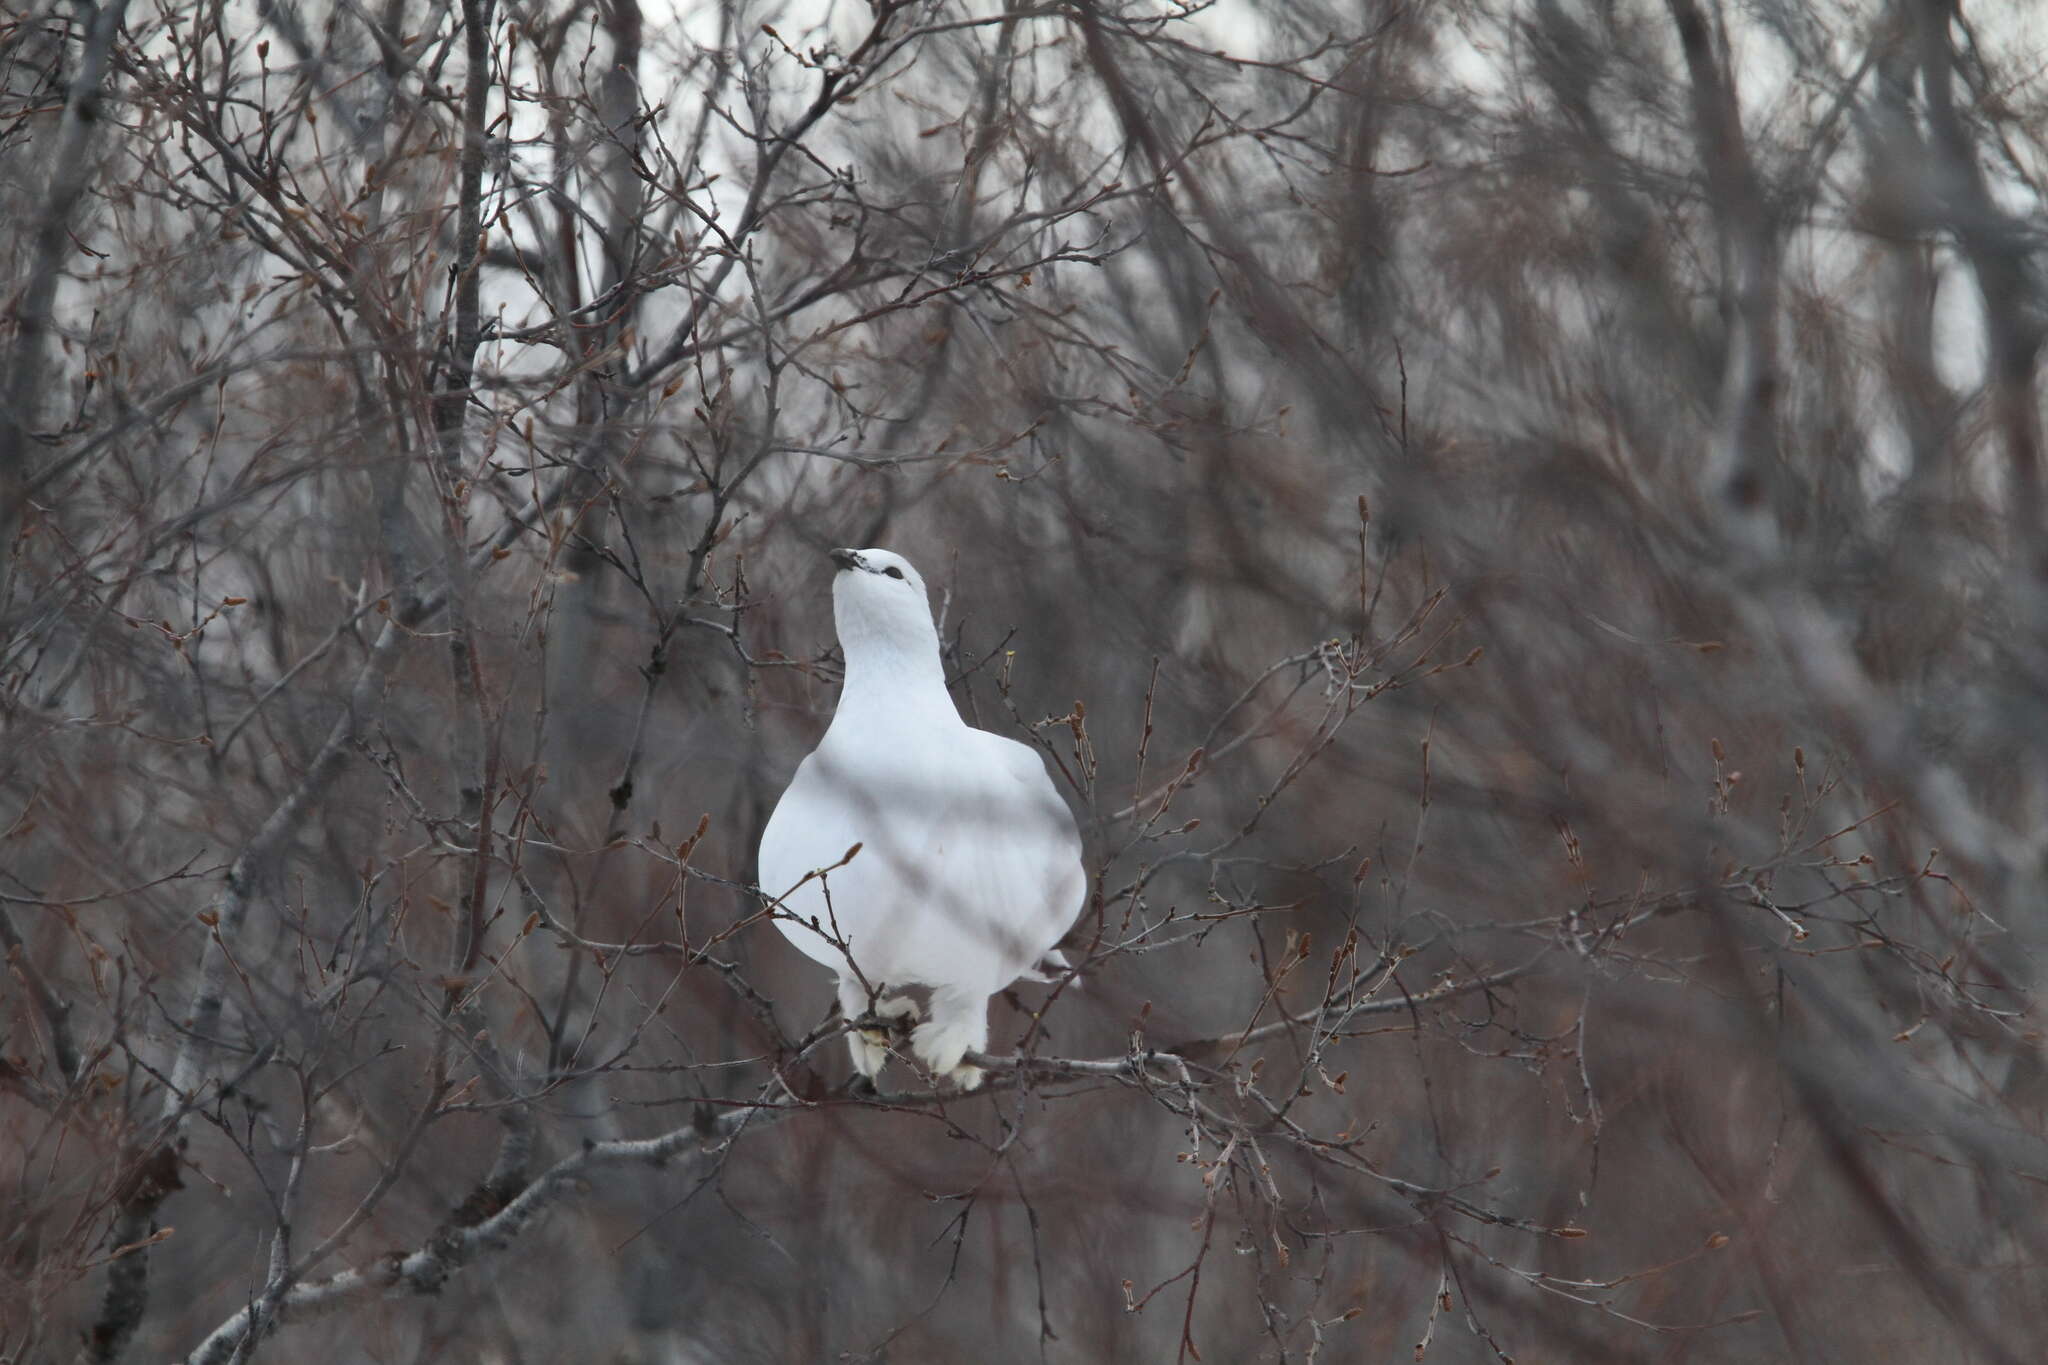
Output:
1666,0,1781,540
0,0,132,542
1913,0,2045,563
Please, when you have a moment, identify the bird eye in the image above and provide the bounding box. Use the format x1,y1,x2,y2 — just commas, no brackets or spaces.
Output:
883,566,905,580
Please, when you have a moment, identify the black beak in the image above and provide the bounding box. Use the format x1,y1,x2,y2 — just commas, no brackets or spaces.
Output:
829,547,861,573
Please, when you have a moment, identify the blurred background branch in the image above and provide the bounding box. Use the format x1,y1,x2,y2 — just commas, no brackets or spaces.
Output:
5,1,2048,1361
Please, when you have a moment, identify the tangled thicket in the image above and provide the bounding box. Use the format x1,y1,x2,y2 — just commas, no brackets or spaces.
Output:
6,2,2048,1362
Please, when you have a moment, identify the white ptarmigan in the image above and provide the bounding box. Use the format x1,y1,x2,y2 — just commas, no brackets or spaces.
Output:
759,548,1084,1089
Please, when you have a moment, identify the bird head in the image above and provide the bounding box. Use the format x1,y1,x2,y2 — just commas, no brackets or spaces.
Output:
829,547,939,661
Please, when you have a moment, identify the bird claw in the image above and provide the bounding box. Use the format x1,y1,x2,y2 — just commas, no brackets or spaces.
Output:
847,1028,889,1081
846,993,922,1082
912,1012,989,1092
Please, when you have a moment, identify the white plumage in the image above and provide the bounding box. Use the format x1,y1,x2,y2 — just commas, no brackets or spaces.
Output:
759,548,1084,1089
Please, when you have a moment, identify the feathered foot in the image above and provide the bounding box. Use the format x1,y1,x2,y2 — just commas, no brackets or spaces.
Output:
839,979,919,1082
911,987,990,1091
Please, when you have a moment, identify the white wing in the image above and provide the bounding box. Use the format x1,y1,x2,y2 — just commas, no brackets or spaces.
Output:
759,724,1083,997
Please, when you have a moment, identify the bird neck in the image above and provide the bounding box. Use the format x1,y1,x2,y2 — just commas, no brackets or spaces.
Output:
834,628,960,728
